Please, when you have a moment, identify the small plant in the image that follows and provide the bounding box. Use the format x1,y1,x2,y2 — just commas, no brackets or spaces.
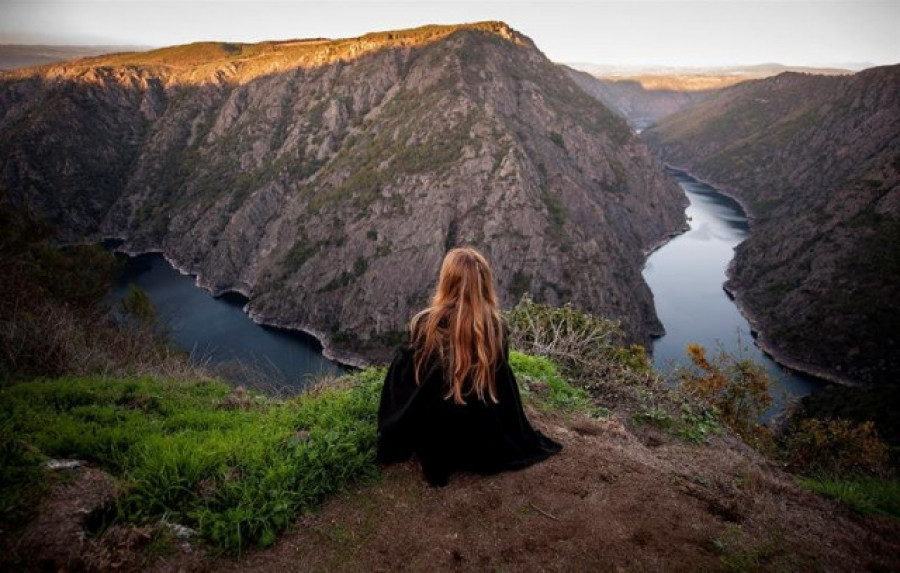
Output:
677,403,721,444
633,407,674,430
509,351,592,414
799,476,900,519
504,294,653,387
119,284,157,329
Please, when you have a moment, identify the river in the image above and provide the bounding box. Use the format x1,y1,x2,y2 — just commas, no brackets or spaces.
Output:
643,169,826,414
108,252,346,389
109,170,825,408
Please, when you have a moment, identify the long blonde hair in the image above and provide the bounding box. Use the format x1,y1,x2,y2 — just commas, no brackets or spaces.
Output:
410,247,504,404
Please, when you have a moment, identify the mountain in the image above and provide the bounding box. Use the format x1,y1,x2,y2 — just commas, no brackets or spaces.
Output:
564,64,853,131
563,67,717,131
0,45,152,71
0,22,685,364
643,66,900,385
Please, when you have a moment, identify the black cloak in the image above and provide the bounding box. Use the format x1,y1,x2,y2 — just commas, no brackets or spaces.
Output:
376,336,562,486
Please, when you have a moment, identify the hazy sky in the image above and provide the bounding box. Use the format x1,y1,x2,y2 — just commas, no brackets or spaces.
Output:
1,0,897,67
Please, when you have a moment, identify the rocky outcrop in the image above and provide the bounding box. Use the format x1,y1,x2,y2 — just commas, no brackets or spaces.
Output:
0,22,685,363
643,66,900,385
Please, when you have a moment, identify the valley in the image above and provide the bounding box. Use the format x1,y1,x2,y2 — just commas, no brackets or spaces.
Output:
642,66,900,385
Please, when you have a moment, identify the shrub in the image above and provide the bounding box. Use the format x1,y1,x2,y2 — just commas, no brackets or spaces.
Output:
784,418,890,478
504,294,653,388
677,343,774,449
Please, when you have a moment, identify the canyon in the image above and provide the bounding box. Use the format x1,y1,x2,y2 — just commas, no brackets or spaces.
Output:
643,66,900,384
0,22,685,364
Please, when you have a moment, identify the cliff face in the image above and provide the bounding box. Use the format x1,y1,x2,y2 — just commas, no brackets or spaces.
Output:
0,22,685,363
643,66,900,384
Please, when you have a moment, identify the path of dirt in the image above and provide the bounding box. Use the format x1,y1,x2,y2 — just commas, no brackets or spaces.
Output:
217,410,899,572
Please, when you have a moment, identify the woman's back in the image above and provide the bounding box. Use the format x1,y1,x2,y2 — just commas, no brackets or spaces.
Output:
376,248,561,486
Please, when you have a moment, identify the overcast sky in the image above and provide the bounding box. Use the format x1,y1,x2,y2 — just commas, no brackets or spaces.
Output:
1,0,897,67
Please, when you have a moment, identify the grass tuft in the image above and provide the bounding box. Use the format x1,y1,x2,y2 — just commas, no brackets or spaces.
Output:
800,476,900,520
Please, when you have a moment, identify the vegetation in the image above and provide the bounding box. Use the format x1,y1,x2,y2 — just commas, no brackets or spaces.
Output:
0,198,197,381
505,296,898,520
508,351,593,414
504,296,722,443
0,371,382,552
676,343,774,450
799,476,900,519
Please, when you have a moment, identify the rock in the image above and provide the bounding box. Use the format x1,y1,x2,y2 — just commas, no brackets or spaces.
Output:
0,22,686,363
45,459,84,471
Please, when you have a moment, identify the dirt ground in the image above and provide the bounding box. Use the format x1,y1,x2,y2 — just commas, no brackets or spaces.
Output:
6,409,899,572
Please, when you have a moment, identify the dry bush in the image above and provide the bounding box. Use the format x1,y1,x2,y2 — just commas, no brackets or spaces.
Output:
0,194,214,383
505,295,658,386
676,343,775,451
784,418,891,478
1,298,213,382
504,295,674,415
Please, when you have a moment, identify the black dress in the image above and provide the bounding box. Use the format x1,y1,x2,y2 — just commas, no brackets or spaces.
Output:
376,333,562,486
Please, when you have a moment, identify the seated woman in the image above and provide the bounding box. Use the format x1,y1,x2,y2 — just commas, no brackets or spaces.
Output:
377,247,561,486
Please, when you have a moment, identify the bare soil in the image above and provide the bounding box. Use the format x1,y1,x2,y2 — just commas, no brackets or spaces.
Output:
6,409,899,572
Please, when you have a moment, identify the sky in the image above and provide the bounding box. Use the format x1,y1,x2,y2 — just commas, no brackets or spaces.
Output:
1,0,897,68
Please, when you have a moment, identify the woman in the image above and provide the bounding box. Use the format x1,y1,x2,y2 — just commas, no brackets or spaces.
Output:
377,247,561,486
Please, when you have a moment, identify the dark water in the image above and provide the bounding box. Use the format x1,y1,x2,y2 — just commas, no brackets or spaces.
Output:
643,170,826,415
109,253,346,388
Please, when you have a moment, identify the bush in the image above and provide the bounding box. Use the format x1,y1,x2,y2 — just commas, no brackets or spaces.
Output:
676,343,774,450
504,294,654,389
0,199,202,381
784,418,890,478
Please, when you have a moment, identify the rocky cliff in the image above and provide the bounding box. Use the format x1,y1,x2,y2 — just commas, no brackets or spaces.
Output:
0,22,685,364
643,66,900,384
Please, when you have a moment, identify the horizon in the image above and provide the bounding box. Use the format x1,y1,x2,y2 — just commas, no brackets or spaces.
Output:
1,1,898,69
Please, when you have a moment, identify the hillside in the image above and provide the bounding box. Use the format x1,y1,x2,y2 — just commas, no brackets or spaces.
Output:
0,22,685,365
564,67,720,131
0,45,151,71
6,372,898,571
642,66,900,385
563,64,853,131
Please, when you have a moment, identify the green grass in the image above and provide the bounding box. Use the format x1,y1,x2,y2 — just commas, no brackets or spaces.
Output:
1,352,583,552
509,351,593,414
0,370,383,553
800,476,900,519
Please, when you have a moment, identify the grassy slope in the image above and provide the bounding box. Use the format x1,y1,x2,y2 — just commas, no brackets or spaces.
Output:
0,352,591,555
